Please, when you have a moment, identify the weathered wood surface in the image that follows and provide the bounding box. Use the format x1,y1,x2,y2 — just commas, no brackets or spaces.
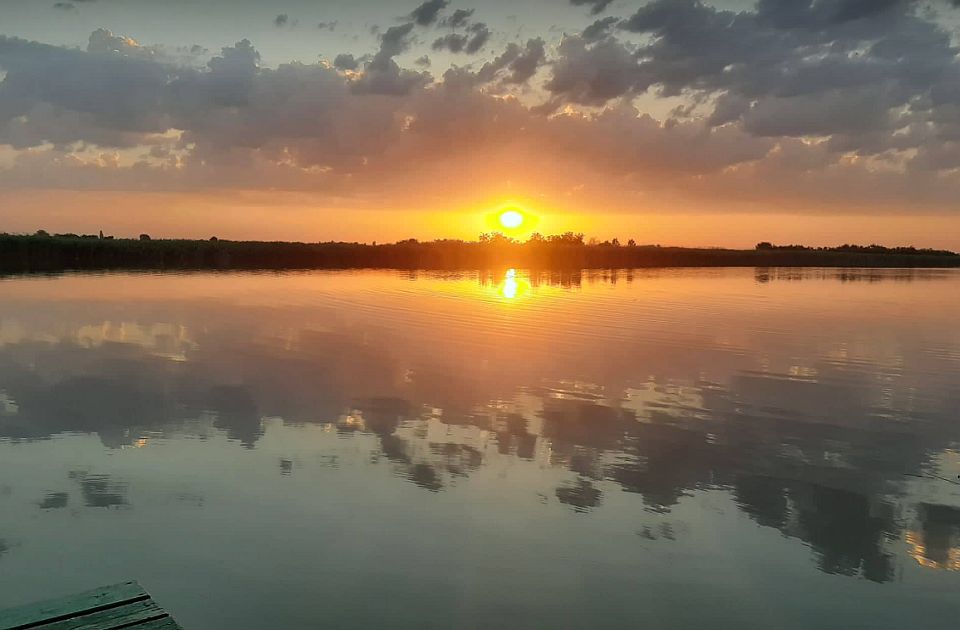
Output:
0,581,182,630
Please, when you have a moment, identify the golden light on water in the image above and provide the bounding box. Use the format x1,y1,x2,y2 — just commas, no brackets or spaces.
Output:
499,268,530,300
503,268,519,299
905,530,960,571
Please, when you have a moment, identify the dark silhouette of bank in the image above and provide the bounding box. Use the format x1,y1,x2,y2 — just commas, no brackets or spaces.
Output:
1,232,958,273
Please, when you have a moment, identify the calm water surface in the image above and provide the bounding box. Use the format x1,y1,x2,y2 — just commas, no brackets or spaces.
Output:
0,268,959,629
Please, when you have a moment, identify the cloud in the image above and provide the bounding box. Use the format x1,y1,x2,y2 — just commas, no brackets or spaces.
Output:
410,0,449,26
474,38,546,84
273,14,289,27
199,38,261,107
376,22,416,59
318,21,338,32
0,33,171,141
86,28,147,56
0,29,766,189
502,37,546,84
52,2,75,9
570,0,614,15
432,22,490,54
581,16,618,42
333,53,360,71
545,35,646,105
755,0,907,29
6,16,960,216
352,23,430,95
432,34,466,53
442,8,474,28
538,0,960,169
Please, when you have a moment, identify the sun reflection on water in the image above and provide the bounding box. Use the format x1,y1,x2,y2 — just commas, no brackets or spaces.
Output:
499,269,530,300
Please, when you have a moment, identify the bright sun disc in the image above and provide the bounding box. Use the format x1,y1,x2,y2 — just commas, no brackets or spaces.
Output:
499,210,524,229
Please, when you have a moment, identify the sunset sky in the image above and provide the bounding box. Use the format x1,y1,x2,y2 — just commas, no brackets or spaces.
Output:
3,0,960,247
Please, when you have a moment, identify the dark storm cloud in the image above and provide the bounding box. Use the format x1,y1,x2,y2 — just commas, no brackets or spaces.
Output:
448,38,547,87
504,37,546,83
377,22,416,59
432,22,490,54
478,37,546,84
570,0,614,15
582,16,618,42
0,32,170,141
333,53,359,70
541,0,960,166
432,33,466,52
442,8,474,28
353,22,430,94
612,0,954,100
545,35,644,105
410,0,449,26
755,0,907,29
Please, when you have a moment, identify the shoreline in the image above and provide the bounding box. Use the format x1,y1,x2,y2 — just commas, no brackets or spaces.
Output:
2,234,958,273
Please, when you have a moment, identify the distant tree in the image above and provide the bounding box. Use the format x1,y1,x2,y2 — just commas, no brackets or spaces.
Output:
627,238,636,247
546,232,585,245
210,236,219,242
756,241,774,250
611,238,621,247
479,232,515,245
588,237,599,246
35,229,50,238
139,233,151,241
528,232,545,243
99,230,104,239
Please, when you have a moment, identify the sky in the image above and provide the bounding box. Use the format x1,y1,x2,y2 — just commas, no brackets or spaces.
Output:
2,0,960,247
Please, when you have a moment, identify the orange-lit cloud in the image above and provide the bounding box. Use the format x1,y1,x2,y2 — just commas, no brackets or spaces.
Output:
2,1,960,246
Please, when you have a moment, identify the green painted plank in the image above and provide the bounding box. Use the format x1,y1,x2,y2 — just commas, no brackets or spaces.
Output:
134,619,183,630
40,600,167,630
0,583,148,630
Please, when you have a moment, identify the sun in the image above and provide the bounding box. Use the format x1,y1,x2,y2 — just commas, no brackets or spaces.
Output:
499,209,524,229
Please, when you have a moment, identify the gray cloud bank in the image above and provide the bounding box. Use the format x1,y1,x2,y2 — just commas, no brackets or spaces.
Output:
4,0,960,213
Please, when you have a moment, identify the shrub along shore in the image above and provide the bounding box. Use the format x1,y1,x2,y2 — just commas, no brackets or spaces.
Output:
1,233,958,273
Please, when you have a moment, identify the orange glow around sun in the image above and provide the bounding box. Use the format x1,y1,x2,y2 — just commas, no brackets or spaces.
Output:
485,202,539,236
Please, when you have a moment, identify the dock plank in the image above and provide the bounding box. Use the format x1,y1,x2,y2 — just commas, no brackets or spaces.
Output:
0,582,182,630
41,600,168,630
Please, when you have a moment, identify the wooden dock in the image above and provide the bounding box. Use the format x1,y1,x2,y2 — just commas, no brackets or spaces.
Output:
0,581,182,629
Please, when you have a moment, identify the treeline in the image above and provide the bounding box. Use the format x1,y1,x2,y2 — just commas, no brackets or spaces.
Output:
755,241,957,256
1,232,958,273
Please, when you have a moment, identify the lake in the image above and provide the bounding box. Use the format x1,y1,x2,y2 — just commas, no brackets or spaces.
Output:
0,268,959,629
